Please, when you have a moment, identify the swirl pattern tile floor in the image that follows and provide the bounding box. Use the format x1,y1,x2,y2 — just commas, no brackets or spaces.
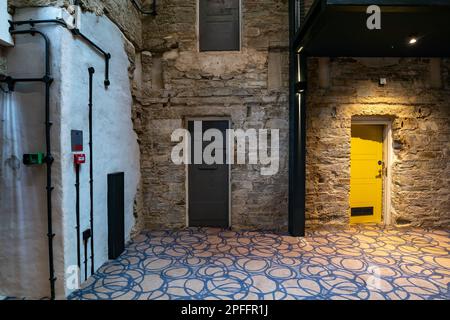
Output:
69,226,450,300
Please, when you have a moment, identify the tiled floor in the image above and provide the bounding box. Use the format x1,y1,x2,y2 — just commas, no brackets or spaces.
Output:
69,226,450,300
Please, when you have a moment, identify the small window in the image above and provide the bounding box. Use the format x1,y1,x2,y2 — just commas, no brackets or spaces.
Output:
199,0,240,51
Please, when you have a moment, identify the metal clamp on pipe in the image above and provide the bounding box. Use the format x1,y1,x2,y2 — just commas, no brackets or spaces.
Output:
3,28,58,300
9,19,112,88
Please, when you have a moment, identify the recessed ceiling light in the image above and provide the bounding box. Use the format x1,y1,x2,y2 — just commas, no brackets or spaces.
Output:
408,37,418,45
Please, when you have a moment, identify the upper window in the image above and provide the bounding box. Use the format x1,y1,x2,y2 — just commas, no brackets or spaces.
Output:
199,0,240,51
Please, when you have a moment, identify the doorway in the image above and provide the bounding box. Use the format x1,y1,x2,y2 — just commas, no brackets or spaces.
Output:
350,123,389,224
187,120,230,227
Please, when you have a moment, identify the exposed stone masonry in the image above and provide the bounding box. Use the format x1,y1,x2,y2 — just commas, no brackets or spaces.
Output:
9,0,142,47
306,57,450,228
137,0,290,231
4,0,449,231
0,48,6,76
137,1,449,230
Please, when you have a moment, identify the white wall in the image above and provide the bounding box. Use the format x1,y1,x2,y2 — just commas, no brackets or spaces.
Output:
0,7,65,299
0,7,140,299
59,9,140,298
0,0,13,46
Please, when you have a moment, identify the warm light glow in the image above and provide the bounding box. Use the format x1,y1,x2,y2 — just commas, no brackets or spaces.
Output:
408,37,417,45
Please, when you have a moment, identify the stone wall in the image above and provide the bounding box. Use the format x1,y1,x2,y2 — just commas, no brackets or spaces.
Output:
306,57,450,228
6,0,448,232
8,0,142,47
138,0,290,231
0,49,6,75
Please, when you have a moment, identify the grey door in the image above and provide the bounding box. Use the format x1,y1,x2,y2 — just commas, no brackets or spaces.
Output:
188,120,229,227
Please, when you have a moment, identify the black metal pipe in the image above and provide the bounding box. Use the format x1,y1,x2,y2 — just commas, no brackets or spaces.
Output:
75,163,81,275
10,19,111,88
288,0,306,237
10,19,67,29
72,30,111,87
0,77,48,91
4,29,57,299
4,77,48,83
88,67,95,275
83,237,88,281
131,0,157,15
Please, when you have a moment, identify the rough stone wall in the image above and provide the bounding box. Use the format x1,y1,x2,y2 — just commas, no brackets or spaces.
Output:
8,0,142,47
0,48,6,75
138,0,290,230
306,57,450,228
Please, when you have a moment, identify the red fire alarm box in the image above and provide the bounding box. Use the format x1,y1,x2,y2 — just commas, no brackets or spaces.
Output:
74,154,86,165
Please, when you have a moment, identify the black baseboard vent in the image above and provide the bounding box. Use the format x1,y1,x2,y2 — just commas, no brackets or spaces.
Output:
351,207,374,217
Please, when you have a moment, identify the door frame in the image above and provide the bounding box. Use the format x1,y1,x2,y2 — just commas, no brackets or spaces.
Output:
351,117,393,225
185,117,232,228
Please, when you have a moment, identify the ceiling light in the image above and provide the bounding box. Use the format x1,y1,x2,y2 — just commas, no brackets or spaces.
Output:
408,37,418,45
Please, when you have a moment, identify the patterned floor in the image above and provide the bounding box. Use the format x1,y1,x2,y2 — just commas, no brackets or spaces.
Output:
69,226,450,300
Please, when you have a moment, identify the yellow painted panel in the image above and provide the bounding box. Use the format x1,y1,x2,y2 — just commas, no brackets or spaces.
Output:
350,125,383,224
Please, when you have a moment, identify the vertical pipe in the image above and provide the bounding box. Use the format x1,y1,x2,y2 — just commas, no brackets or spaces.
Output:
75,163,81,274
288,1,306,237
84,239,88,281
40,28,57,299
88,67,95,275
104,54,111,87
10,28,56,300
45,77,56,299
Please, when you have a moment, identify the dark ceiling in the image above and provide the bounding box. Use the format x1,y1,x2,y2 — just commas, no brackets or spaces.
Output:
295,0,450,57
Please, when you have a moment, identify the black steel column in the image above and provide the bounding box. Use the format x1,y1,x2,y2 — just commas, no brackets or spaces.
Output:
288,0,307,237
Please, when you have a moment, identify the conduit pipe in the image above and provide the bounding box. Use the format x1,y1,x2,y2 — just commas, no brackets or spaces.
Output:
0,28,56,299
4,16,112,293
75,163,81,279
9,19,111,87
88,67,95,275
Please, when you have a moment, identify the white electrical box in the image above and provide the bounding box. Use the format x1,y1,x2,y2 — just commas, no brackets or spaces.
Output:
0,0,14,46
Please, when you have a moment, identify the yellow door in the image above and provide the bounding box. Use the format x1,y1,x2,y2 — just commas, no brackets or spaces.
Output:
350,125,383,224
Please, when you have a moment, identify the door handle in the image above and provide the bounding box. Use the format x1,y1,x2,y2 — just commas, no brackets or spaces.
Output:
378,160,387,177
